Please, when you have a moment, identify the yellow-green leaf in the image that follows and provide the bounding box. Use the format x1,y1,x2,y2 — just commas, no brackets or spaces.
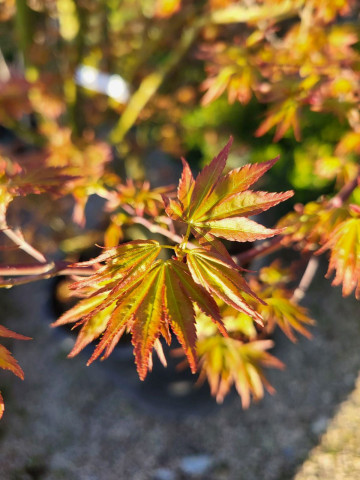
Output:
197,336,284,407
0,344,25,380
164,261,197,372
187,248,263,323
194,190,293,222
188,138,232,219
317,217,360,299
132,263,166,380
261,289,315,342
193,217,283,242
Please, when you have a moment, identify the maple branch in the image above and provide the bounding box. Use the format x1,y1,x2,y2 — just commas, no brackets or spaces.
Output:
121,204,186,244
134,215,185,244
291,255,319,303
235,236,284,265
328,170,360,208
0,261,95,287
0,263,55,276
0,223,47,263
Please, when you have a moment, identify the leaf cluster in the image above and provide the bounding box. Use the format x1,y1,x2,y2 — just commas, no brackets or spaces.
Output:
52,139,293,401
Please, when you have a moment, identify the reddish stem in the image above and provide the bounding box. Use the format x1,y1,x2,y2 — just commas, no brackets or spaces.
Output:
1,225,47,263
235,236,284,265
328,170,360,208
0,261,95,287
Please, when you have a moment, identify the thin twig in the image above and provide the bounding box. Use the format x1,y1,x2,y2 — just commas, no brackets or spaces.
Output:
0,263,55,276
291,255,319,303
133,215,185,244
235,236,284,265
0,261,96,287
328,170,360,208
121,204,186,244
0,262,95,277
1,225,47,263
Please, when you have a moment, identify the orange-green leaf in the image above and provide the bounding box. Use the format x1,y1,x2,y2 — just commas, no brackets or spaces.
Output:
261,290,315,342
317,217,360,299
163,140,292,244
197,337,284,407
57,256,228,381
0,325,31,341
188,137,232,218
194,190,294,222
191,157,283,221
163,196,184,221
0,344,25,379
132,263,166,379
51,292,109,327
186,248,264,323
0,153,78,199
193,217,283,242
208,156,280,200
67,302,116,358
169,260,225,333
177,157,195,213
69,240,162,318
278,200,349,251
87,281,147,364
196,232,240,269
255,99,301,142
164,262,197,372
0,325,30,419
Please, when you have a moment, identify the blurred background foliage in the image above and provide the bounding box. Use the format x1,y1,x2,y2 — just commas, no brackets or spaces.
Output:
1,0,359,210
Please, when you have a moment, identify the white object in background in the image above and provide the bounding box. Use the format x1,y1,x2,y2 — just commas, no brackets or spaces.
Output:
75,65,130,103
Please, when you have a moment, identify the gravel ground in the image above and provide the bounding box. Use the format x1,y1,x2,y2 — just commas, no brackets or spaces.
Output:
0,260,359,480
295,375,360,480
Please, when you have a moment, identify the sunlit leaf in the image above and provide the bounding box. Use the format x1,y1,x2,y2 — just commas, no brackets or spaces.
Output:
164,263,197,372
193,216,283,242
197,336,284,407
0,325,31,341
278,201,349,251
168,260,225,332
317,216,360,299
255,98,301,142
177,157,195,213
54,248,228,380
186,248,264,323
0,324,31,417
163,139,292,242
0,344,25,379
194,190,293,222
259,260,293,286
261,289,315,342
188,137,232,219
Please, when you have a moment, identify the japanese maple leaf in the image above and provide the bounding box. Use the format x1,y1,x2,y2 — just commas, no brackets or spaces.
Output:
53,241,226,380
197,337,284,407
186,248,264,324
0,325,31,420
260,288,315,342
316,208,360,299
255,98,302,142
0,149,78,217
163,137,293,242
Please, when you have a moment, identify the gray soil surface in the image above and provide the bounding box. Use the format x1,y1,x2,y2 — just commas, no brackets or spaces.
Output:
0,260,359,480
